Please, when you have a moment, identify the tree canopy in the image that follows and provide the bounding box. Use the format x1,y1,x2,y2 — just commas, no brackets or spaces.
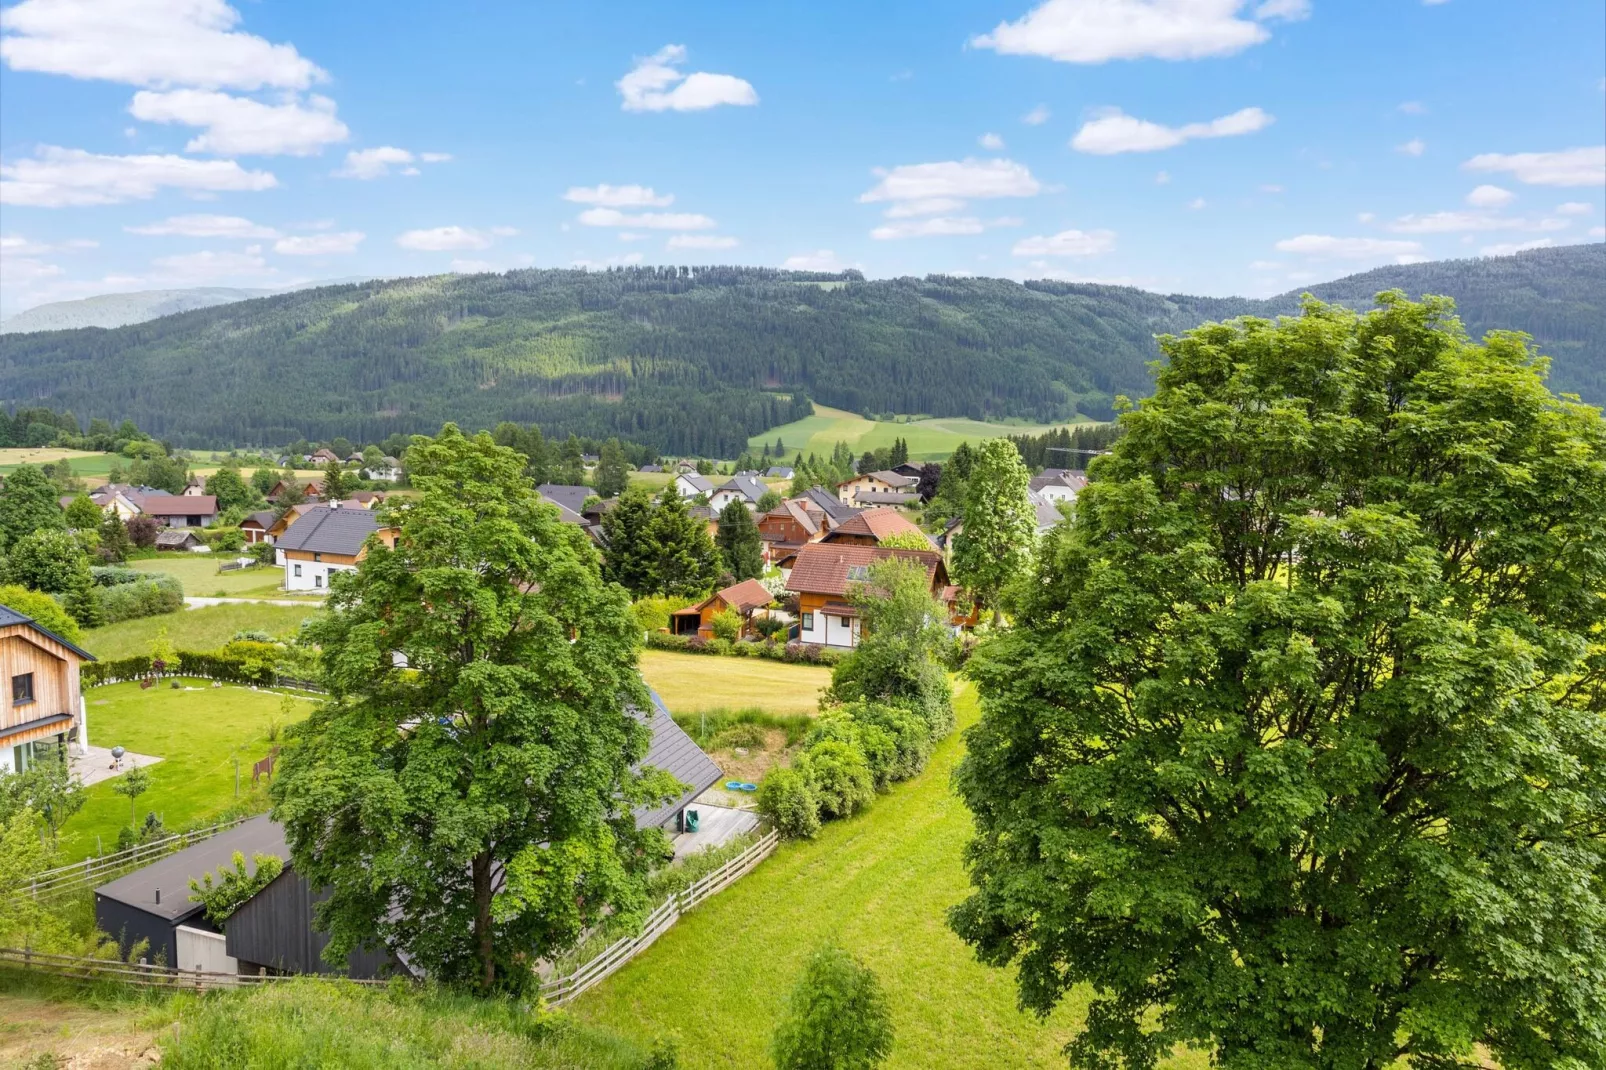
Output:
715,499,764,582
950,294,1606,1069
271,424,682,992
950,438,1035,622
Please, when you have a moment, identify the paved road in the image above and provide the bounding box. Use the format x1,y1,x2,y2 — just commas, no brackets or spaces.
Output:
184,596,324,608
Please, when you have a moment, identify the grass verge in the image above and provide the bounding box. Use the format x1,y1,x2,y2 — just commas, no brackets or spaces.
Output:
572,684,1209,1069
80,604,319,660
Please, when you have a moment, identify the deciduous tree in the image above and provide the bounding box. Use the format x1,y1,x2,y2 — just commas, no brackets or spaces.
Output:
950,294,1606,1069
950,438,1034,623
63,495,102,531
0,465,64,549
205,465,256,513
770,943,894,1070
271,424,682,993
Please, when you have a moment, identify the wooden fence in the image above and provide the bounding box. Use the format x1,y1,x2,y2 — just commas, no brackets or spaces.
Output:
26,818,246,900
538,828,778,1006
0,947,390,991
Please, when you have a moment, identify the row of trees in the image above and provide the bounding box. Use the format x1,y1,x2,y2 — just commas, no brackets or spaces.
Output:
599,487,765,599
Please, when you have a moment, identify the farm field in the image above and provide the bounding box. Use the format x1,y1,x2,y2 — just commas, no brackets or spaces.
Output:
638,649,829,716
56,680,316,861
80,603,319,659
750,404,1090,462
574,685,1209,1070
0,447,122,480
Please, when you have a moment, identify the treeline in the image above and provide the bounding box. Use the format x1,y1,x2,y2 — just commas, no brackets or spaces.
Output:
1007,423,1123,470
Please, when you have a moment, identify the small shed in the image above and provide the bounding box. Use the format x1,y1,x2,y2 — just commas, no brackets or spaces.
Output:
154,529,205,551
94,816,288,967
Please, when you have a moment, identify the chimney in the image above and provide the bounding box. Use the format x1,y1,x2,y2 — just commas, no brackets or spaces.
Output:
154,888,161,904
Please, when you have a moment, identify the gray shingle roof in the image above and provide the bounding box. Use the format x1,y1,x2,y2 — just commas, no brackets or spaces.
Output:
634,689,723,829
536,484,592,515
277,506,385,555
96,814,288,920
717,474,767,503
802,485,859,523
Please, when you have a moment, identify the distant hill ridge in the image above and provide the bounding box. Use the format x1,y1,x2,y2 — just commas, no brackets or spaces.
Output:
0,245,1599,455
0,287,274,333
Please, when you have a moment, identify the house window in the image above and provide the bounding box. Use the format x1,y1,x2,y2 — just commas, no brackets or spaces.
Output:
314,574,323,589
801,611,815,631
293,563,303,577
313,552,322,562
846,565,869,581
838,616,852,628
11,673,34,705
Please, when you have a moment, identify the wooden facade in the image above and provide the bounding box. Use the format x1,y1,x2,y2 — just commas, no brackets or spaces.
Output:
1,617,92,772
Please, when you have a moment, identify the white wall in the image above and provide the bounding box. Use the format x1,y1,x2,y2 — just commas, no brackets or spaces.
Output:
798,610,860,648
1036,485,1077,503
176,925,237,975
284,557,355,592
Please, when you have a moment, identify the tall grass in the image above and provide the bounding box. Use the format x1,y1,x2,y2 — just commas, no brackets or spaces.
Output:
672,707,813,750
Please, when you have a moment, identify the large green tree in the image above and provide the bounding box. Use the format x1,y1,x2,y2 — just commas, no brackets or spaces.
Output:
592,438,629,499
950,295,1606,1069
205,464,257,513
271,425,681,993
4,529,90,595
646,485,718,598
599,486,659,598
950,438,1035,622
770,942,895,1070
0,465,65,549
715,500,764,582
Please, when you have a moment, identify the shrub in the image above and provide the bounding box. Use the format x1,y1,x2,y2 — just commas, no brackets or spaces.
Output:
90,565,144,587
708,608,743,644
205,527,245,552
771,943,894,1070
93,574,183,624
125,515,159,549
711,722,767,750
672,708,813,749
631,595,695,633
758,767,822,839
800,740,875,820
843,700,932,785
751,614,789,640
704,637,732,656
0,584,82,644
247,541,277,565
189,850,284,927
807,714,901,792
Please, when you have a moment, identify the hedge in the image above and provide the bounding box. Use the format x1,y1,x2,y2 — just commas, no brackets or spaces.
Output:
643,630,847,666
92,573,183,624
82,645,281,688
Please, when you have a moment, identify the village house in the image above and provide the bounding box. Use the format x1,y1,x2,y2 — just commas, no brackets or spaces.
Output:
785,544,955,648
1,603,94,774
757,499,826,563
154,529,206,552
181,475,207,496
667,578,776,639
85,485,148,520
764,465,795,480
277,503,396,592
362,457,403,482
674,472,715,500
536,483,594,516
94,689,723,978
306,448,341,465
1028,468,1088,504
887,461,925,480
818,506,933,548
708,474,767,512
800,486,861,528
266,479,321,505
835,469,919,506
134,494,218,528
240,510,277,544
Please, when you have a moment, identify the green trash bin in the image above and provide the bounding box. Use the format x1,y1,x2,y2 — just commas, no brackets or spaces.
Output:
684,809,700,833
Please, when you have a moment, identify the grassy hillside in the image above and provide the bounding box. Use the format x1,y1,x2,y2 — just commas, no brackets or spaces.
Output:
2,247,1598,456
573,685,1208,1069
750,404,1088,461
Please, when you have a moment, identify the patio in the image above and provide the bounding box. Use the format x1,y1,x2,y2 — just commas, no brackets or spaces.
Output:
70,745,163,788
671,802,760,859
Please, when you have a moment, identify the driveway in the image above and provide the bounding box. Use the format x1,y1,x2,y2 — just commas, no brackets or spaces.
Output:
184,596,323,608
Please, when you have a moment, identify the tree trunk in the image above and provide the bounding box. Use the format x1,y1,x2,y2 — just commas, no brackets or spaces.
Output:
472,851,494,992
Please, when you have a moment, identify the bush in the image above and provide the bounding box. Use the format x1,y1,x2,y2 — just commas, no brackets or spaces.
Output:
672,708,813,750
758,767,822,839
630,595,695,633
93,573,183,624
771,943,894,1070
843,700,932,785
90,565,144,587
0,584,83,644
800,740,875,820
205,527,245,552
707,608,743,643
248,541,277,565
125,515,159,549
751,614,789,640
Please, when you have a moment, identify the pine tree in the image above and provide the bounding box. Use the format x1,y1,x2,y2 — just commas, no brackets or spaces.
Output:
599,487,658,597
715,500,764,582
97,510,131,563
648,485,718,597
320,459,350,501
593,438,629,499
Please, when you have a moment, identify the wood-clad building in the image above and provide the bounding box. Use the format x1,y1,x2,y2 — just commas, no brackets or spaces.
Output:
668,579,776,639
784,544,953,649
0,603,95,773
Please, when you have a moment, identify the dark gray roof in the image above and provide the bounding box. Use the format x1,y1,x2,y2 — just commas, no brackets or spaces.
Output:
278,505,384,555
765,466,794,478
717,474,768,503
96,815,288,920
154,529,202,546
1034,499,1066,530
802,485,859,522
536,484,592,515
675,473,715,496
244,510,276,529
634,689,723,829
0,603,96,660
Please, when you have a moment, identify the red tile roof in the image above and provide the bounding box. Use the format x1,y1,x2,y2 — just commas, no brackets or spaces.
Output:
716,578,775,615
823,506,927,544
785,544,946,598
133,494,217,516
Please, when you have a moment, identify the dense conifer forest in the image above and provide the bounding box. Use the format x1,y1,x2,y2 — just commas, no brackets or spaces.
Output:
1,245,1599,454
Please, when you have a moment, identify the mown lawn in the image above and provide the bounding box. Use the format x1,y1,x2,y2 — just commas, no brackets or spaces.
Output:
573,684,1209,1070
127,556,312,599
638,650,829,716
79,604,320,659
56,680,317,861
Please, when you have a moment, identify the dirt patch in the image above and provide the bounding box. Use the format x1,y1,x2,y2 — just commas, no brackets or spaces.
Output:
0,995,162,1069
708,728,795,784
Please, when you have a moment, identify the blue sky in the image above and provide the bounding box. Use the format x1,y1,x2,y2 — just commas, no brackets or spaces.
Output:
2,0,1602,317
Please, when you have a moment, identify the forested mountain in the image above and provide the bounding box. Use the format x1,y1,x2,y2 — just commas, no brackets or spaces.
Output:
1,245,1599,454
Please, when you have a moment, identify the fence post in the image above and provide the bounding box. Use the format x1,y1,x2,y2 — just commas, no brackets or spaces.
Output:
195,965,203,994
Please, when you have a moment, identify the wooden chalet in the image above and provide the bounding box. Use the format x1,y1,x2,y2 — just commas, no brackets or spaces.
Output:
1,603,95,773
667,579,776,639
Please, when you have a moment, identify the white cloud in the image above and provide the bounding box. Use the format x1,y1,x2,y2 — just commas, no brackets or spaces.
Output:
1012,229,1117,256
1254,0,1310,20
1555,201,1592,215
1187,197,1207,209
978,132,1005,150
1356,211,1376,223
1,233,96,255
1275,234,1424,259
1258,183,1284,193
1480,238,1554,256
617,44,757,112
860,158,1041,204
150,247,272,280
0,145,276,206
972,0,1283,64
1463,146,1605,186
871,217,988,240
126,213,279,238
577,208,717,230
1071,105,1272,154
129,89,347,155
0,0,326,90
883,197,967,218
562,184,674,207
1021,104,1051,125
1386,210,1569,234
1589,226,1606,239
1396,138,1425,156
1465,184,1513,208
666,234,738,250
273,231,363,255
1397,100,1426,114
781,249,848,271
334,146,447,180
1155,170,1171,184
395,226,510,252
